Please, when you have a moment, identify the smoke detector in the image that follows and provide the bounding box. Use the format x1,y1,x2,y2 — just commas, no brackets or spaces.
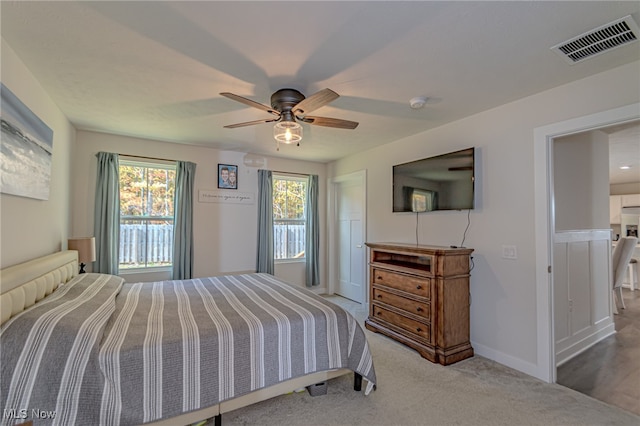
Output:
551,15,639,64
409,96,428,109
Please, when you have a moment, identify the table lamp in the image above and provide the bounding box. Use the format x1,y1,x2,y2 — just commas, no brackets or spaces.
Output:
68,237,96,274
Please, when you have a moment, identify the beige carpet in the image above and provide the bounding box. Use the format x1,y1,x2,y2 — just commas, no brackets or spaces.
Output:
218,302,640,426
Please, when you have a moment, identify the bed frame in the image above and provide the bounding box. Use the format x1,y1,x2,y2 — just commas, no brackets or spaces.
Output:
0,251,360,426
150,367,356,426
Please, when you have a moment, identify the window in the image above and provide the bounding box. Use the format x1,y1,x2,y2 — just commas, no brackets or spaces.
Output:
119,160,176,269
273,175,307,260
411,189,436,212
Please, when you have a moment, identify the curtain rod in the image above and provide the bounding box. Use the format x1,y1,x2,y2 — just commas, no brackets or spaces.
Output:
118,153,178,163
271,170,309,177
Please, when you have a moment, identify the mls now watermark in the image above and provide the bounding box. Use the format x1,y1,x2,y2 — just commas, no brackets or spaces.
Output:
3,408,56,420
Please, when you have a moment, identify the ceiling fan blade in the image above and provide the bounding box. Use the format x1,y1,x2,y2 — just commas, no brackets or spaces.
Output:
292,88,339,115
220,92,279,116
223,118,279,129
301,115,359,129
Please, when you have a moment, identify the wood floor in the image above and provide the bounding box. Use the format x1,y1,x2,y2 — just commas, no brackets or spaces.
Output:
557,287,640,416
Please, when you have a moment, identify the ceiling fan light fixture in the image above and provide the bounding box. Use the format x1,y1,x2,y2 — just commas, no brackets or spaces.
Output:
274,120,302,144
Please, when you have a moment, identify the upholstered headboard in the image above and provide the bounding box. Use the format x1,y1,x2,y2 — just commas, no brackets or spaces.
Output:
0,250,78,325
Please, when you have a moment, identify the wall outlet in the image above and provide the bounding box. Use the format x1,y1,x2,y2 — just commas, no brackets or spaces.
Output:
502,245,518,260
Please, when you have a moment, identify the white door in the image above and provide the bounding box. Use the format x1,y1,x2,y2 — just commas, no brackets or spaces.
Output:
335,175,366,303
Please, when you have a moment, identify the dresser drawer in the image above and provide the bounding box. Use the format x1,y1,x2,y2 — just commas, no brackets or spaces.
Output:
372,306,430,341
372,268,430,298
372,288,430,319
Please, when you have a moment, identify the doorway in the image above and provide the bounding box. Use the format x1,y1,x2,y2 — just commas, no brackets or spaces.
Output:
533,103,640,383
328,170,367,303
552,120,640,415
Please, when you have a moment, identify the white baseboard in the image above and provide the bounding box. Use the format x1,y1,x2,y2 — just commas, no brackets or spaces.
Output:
555,324,616,367
472,341,542,380
309,285,328,295
472,319,615,383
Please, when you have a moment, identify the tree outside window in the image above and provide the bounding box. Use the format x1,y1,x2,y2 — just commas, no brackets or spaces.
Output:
119,160,176,269
273,175,307,260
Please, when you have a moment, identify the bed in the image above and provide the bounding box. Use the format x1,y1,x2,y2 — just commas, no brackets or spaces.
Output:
0,251,376,425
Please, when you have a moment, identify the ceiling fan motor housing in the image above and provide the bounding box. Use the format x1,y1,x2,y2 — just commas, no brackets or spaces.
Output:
271,88,306,113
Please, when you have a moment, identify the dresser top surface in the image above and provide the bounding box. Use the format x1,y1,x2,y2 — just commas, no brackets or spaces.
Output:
366,242,474,255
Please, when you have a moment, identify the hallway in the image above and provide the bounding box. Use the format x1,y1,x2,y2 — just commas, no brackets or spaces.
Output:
557,288,640,416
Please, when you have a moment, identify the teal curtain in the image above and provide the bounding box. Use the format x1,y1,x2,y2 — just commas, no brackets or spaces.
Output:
172,161,197,280
93,152,120,275
256,169,274,274
305,174,320,287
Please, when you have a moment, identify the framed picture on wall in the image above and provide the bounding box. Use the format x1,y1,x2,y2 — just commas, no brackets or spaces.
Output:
0,83,54,200
218,164,238,189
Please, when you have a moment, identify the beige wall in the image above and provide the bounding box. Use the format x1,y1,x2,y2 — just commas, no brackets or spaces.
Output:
554,130,610,231
610,182,640,195
71,131,328,289
328,60,640,378
0,39,75,268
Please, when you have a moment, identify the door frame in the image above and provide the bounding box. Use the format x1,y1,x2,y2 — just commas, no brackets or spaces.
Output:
327,169,368,303
533,103,640,383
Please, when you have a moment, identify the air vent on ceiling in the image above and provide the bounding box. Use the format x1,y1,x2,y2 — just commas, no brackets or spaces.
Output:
551,15,639,64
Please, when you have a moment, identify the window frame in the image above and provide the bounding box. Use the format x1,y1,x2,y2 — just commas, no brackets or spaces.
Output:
118,158,177,271
272,173,307,263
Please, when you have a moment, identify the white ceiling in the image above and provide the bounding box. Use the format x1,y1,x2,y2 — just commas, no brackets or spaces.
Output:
1,1,639,168
605,121,640,185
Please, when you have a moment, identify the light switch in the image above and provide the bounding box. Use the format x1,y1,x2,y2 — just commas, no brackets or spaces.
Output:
502,245,518,260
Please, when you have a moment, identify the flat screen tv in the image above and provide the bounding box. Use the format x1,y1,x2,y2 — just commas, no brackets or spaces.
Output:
392,147,475,212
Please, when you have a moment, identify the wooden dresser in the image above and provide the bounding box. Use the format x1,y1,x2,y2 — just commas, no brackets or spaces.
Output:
365,242,474,365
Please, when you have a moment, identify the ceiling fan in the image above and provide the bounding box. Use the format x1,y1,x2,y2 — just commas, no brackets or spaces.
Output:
220,88,358,147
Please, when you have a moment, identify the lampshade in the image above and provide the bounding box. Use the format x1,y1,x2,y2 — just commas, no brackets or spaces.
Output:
68,237,96,264
273,121,302,144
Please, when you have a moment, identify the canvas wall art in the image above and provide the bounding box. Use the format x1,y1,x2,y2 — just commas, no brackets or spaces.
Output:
1,83,54,200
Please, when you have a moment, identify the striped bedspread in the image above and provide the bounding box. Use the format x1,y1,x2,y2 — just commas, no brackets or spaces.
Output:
0,273,124,425
1,273,376,425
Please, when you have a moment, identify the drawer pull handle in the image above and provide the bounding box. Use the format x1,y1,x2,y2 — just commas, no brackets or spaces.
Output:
416,307,423,312
377,276,383,280
416,285,422,290
377,294,383,299
416,327,422,333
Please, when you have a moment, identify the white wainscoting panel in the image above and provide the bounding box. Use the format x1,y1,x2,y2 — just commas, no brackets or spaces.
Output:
553,229,615,366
